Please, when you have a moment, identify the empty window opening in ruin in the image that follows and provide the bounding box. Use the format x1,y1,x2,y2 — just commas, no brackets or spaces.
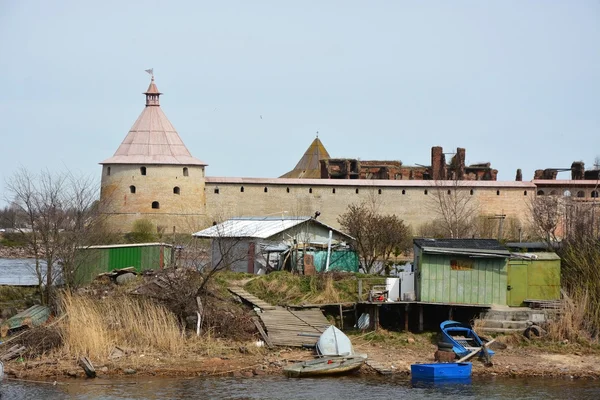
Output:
523,190,527,196
129,185,136,194
592,191,599,198
577,191,585,198
240,186,244,192
550,190,558,196
447,190,452,195
309,188,313,194
214,187,219,194
173,186,180,195
107,167,111,176
564,190,571,197
140,166,147,176
151,201,159,209
537,190,544,195
183,167,189,176
264,187,268,193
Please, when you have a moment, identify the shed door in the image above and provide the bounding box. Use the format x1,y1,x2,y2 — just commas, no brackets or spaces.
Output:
507,262,528,306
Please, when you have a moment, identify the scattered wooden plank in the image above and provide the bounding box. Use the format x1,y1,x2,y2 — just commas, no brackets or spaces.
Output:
79,356,96,378
252,317,273,349
0,345,26,361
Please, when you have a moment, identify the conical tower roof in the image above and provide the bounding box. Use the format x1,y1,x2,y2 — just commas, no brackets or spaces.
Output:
280,136,330,178
101,76,206,166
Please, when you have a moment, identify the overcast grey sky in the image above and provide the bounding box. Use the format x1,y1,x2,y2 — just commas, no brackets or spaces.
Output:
1,1,599,202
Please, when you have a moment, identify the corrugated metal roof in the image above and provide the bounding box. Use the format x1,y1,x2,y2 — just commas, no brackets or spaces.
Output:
77,242,173,250
192,217,353,240
414,238,506,251
101,77,206,166
280,137,330,179
414,238,510,257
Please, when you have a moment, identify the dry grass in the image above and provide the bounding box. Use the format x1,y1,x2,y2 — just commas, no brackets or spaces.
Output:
244,271,359,305
60,292,183,360
546,290,597,344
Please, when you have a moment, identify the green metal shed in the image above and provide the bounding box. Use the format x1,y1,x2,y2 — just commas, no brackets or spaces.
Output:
507,252,561,307
414,239,510,306
74,243,172,285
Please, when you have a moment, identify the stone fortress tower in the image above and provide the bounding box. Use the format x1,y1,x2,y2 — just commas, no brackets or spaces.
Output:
99,75,207,233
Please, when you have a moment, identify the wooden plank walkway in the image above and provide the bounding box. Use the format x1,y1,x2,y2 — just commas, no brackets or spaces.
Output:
228,286,276,310
228,286,330,347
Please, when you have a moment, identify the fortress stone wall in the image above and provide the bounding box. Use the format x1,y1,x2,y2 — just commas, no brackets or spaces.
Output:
100,164,206,233
203,177,536,233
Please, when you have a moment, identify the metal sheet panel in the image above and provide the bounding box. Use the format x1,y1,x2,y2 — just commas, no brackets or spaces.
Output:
419,254,507,305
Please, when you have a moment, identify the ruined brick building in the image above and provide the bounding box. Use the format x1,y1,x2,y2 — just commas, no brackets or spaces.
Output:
99,76,600,234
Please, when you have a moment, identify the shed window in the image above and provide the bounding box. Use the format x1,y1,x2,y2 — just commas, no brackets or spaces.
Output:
151,201,159,209
129,185,136,194
183,167,189,176
140,166,147,176
173,186,180,195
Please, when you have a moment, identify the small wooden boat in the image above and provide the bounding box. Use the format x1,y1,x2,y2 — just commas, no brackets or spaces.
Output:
316,325,354,356
284,355,367,378
440,321,494,358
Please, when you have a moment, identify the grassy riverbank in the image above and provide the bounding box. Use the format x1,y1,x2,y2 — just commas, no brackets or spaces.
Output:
2,271,600,381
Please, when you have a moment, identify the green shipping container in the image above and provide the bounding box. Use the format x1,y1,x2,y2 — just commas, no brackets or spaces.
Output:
507,253,561,307
74,243,172,285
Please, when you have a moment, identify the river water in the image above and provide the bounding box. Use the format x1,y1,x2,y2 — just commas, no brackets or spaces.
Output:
1,375,599,400
0,258,49,286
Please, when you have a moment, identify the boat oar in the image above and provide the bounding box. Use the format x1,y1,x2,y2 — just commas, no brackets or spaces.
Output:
456,338,496,364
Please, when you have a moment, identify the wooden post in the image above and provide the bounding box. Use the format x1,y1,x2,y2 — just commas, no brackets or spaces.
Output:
354,303,358,328
404,304,410,332
374,305,380,331
339,304,344,330
418,304,424,332
358,279,363,301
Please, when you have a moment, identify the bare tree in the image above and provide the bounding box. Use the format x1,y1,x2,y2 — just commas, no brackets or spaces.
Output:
4,168,106,303
529,194,564,243
428,180,478,238
338,202,411,274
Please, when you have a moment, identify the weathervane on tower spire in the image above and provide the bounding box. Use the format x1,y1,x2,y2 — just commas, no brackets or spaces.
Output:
143,69,161,106
145,68,154,78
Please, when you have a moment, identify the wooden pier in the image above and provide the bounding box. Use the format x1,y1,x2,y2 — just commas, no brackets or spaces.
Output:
229,286,330,347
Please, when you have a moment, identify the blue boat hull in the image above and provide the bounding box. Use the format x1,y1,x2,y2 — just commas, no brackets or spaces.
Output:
440,321,495,358
411,362,472,380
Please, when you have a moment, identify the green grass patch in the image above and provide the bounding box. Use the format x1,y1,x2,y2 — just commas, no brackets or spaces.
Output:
244,271,366,306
